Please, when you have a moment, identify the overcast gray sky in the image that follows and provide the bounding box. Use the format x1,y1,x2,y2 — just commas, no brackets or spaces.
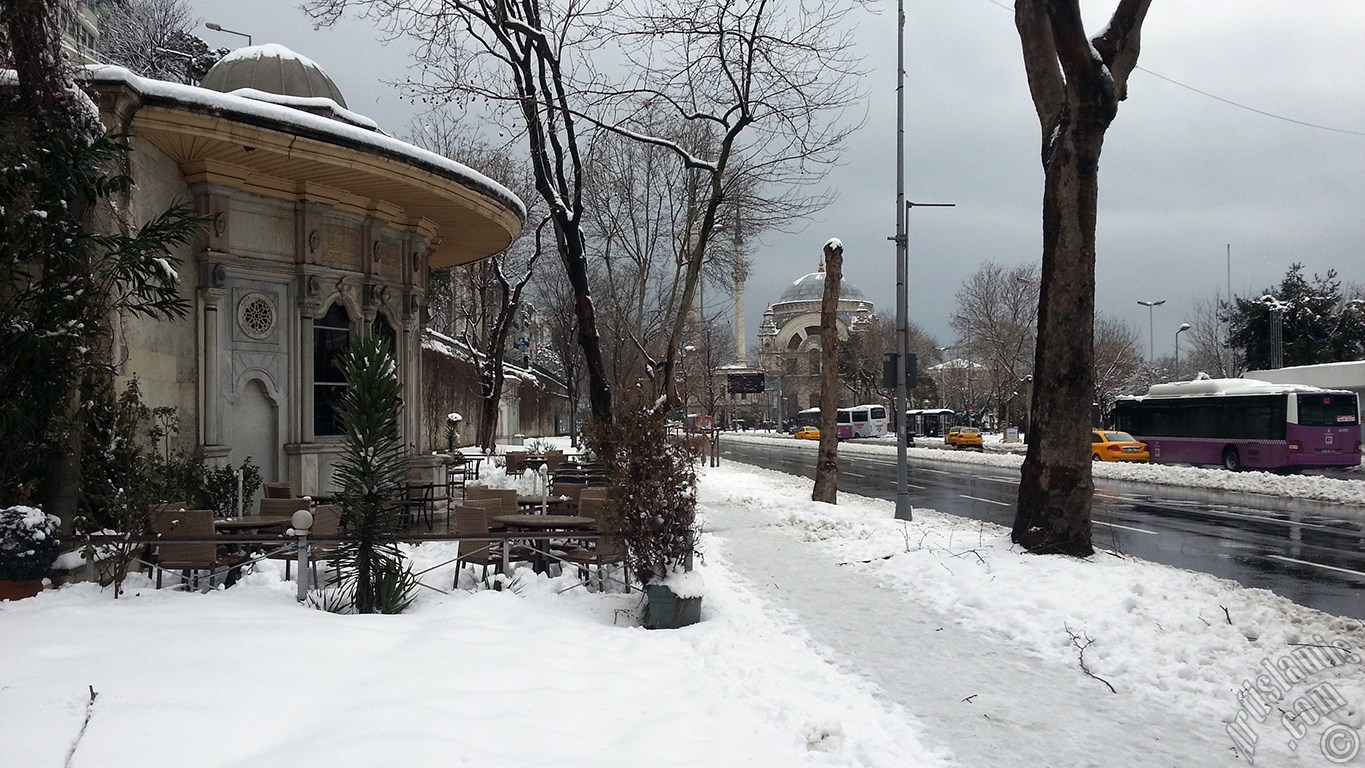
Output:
188,1,1365,365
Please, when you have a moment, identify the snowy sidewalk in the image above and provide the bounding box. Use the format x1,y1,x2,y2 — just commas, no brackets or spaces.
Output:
703,490,1250,767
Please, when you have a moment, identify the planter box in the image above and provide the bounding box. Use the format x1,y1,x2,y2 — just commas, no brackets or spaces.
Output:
0,578,45,601
643,584,702,629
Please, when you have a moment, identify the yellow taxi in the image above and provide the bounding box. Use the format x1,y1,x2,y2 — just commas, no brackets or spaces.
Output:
945,426,984,450
1091,429,1150,462
795,425,821,440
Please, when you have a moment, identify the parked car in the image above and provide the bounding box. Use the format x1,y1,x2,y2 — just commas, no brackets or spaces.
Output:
1091,429,1150,462
794,425,821,440
945,426,984,450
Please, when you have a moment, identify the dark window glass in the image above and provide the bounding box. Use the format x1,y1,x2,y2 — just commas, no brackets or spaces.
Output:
314,304,351,436
1297,393,1359,426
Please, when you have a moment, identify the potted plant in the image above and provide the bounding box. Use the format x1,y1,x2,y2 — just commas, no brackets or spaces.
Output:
0,505,61,600
587,409,703,629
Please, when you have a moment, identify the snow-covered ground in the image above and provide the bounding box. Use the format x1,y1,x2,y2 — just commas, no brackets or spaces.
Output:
2,437,1361,767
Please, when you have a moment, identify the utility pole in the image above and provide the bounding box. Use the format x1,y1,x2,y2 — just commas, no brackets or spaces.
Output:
888,0,952,520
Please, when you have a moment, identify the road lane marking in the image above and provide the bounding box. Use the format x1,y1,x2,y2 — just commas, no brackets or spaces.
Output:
960,494,1010,506
843,471,866,478
975,476,1018,484
1092,520,1159,535
921,468,951,475
909,483,926,490
1265,555,1365,579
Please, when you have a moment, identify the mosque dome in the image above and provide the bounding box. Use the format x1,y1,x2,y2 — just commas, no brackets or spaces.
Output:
776,271,868,304
200,44,348,108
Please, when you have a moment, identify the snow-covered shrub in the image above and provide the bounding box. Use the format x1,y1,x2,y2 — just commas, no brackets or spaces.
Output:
0,505,61,580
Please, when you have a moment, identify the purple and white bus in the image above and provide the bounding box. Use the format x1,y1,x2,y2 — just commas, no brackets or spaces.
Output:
1112,379,1361,471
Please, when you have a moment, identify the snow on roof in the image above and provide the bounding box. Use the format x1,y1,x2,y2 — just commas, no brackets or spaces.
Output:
217,43,325,69
1138,377,1344,399
222,88,379,132
77,64,526,222
421,328,545,387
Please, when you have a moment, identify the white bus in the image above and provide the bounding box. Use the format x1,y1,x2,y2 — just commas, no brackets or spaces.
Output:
837,404,890,439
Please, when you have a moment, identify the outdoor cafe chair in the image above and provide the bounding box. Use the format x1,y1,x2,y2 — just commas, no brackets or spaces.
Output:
263,482,293,498
144,501,187,570
465,487,518,528
503,451,528,475
399,481,438,531
559,509,626,592
258,497,312,518
549,482,588,511
445,460,471,502
451,504,530,586
148,508,249,591
541,450,566,476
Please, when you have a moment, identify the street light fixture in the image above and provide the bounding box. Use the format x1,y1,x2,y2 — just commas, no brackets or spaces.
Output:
1174,323,1191,380
1136,299,1165,362
205,22,252,46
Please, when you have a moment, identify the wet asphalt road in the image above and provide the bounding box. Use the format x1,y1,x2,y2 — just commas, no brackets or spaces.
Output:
719,439,1365,620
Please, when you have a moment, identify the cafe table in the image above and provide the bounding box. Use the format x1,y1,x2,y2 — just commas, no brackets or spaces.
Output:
213,515,292,533
489,514,595,574
515,495,571,513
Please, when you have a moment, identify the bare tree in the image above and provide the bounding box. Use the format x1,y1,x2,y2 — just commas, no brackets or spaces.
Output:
308,0,863,430
93,0,222,84
580,124,694,397
591,0,862,416
1181,296,1241,379
528,264,585,444
307,0,617,423
839,310,940,407
1013,0,1152,556
949,261,1039,428
1092,312,1142,417
408,117,547,450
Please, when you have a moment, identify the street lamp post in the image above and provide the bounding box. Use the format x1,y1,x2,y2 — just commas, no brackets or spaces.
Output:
205,22,252,46
934,344,951,406
1137,299,1165,361
1174,322,1191,380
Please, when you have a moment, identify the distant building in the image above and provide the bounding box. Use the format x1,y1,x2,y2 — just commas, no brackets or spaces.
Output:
1245,361,1365,418
756,262,873,424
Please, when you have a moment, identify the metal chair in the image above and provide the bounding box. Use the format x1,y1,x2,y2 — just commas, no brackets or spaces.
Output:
399,482,437,531
445,458,471,502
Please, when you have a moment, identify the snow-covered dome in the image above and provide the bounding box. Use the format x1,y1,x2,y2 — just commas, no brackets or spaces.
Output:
777,271,868,304
201,44,348,108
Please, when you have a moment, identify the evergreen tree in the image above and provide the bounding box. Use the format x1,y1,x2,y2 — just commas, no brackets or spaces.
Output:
1227,263,1362,369
331,336,416,614
1,0,199,511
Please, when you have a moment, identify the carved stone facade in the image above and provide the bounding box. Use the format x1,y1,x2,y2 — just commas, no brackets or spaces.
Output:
90,47,523,497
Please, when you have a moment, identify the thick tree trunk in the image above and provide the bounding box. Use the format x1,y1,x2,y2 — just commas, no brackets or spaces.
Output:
1012,0,1149,556
1012,127,1099,555
812,241,843,504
